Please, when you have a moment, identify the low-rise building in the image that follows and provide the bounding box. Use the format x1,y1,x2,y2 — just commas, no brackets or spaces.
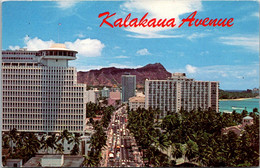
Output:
252,88,259,94
23,155,84,167
5,159,23,167
108,90,121,106
101,87,110,98
222,116,254,136
129,93,145,111
86,88,101,103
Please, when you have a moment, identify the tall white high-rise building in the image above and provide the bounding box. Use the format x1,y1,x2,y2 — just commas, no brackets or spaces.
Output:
145,73,219,118
2,44,87,133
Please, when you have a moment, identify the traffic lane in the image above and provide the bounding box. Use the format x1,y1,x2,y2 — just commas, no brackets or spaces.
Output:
108,107,139,167
123,137,128,161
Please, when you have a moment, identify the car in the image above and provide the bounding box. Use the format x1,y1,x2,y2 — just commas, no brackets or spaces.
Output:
121,144,124,148
116,151,120,158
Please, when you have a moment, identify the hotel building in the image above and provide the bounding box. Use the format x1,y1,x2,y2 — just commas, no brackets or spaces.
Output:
2,44,87,133
129,96,145,111
121,74,136,102
86,88,101,104
145,73,219,118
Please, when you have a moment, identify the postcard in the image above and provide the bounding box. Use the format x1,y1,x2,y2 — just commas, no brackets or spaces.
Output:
1,0,259,167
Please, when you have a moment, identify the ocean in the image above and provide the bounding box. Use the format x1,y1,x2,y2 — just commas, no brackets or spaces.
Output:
219,98,259,113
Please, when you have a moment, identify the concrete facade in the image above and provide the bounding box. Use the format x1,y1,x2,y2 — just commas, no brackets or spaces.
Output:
108,90,121,106
145,73,219,118
129,96,145,111
86,88,101,104
2,44,87,133
121,75,136,102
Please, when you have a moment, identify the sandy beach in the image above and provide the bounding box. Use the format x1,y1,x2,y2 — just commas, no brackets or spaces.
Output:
219,98,255,101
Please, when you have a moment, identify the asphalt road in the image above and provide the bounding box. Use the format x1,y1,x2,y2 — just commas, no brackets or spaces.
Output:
106,106,143,167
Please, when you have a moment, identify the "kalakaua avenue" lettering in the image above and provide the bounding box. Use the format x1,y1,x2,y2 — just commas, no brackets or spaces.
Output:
98,11,234,28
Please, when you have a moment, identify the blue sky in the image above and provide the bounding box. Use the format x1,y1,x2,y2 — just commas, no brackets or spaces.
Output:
2,0,259,90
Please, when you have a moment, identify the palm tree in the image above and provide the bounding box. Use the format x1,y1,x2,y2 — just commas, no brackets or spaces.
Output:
9,128,18,153
171,143,183,160
55,143,64,154
40,134,49,154
20,133,41,161
70,144,80,155
152,132,170,152
58,130,71,151
83,155,96,167
185,138,199,162
69,133,81,155
2,133,11,149
46,133,58,154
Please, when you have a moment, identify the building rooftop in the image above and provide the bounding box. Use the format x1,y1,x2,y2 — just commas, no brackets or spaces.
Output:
222,124,243,136
129,96,145,102
39,43,77,52
51,43,66,49
243,116,253,120
23,155,84,167
42,155,62,159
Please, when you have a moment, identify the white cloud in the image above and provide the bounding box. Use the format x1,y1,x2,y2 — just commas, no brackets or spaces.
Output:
136,48,151,55
251,12,259,18
65,38,105,57
75,33,85,38
114,46,120,49
9,36,105,57
73,63,142,71
23,35,55,51
198,64,259,81
56,1,77,9
172,63,259,89
178,52,185,57
115,55,129,58
8,45,20,50
200,51,209,56
108,63,142,69
219,36,259,52
185,64,197,74
121,0,202,38
187,33,208,40
72,65,105,71
127,31,183,38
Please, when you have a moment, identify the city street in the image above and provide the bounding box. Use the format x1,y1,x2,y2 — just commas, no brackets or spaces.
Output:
104,106,143,167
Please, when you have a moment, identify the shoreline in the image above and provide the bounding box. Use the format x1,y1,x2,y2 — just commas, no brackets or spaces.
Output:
219,98,257,101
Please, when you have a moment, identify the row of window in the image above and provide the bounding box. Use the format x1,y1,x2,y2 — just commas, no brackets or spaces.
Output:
148,81,213,86
3,57,34,60
2,67,75,72
3,125,83,132
40,50,76,57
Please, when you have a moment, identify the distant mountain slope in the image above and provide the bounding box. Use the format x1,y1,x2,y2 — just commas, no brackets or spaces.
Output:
77,63,171,88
